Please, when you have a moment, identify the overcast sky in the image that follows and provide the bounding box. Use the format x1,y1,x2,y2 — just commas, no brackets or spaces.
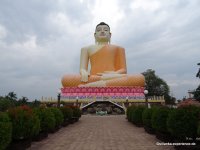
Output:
0,0,199,101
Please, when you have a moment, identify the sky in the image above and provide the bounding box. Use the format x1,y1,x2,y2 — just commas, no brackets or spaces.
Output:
0,0,199,101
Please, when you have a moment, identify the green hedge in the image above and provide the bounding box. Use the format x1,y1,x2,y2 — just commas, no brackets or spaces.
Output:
44,108,56,131
167,106,199,140
59,106,73,121
142,106,158,128
142,108,154,128
49,107,64,128
0,97,15,111
8,105,40,140
71,107,82,118
131,106,146,126
0,112,12,150
151,107,170,133
126,106,135,122
33,107,56,133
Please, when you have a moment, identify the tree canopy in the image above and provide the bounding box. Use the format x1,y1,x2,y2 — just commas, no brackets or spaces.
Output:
196,63,200,78
194,85,200,101
142,69,175,104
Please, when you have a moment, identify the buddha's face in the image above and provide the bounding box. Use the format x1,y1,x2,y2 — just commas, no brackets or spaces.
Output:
94,25,111,43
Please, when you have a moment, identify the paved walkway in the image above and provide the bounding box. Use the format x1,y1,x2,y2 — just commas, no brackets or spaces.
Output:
29,115,174,150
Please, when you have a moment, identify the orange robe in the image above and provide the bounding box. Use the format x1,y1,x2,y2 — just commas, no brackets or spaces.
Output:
90,45,126,75
61,45,145,87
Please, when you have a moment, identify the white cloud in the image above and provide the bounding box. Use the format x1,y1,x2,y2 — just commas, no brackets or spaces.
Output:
130,0,161,11
90,0,125,29
0,24,7,39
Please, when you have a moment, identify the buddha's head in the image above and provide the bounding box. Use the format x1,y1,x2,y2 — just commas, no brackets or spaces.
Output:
94,22,111,44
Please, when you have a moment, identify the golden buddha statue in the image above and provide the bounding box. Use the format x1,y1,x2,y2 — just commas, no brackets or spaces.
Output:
61,22,145,87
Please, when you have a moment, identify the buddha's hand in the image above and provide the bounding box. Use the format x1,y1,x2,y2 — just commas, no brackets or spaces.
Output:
101,73,126,80
80,69,89,82
96,71,117,76
103,71,118,74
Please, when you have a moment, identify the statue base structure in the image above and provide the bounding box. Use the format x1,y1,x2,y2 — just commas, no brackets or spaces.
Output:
39,86,165,114
61,87,145,100
59,86,165,113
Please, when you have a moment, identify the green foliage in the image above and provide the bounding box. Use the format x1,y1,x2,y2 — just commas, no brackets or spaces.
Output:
31,113,40,137
196,65,200,78
8,105,40,140
197,123,200,136
33,107,56,133
5,92,17,101
15,96,29,106
194,85,200,101
142,108,154,128
71,106,82,118
49,107,64,127
151,107,170,133
167,106,200,140
0,112,12,150
59,106,73,120
142,69,175,104
44,108,56,131
28,100,41,108
131,106,146,126
126,106,136,122
0,97,15,111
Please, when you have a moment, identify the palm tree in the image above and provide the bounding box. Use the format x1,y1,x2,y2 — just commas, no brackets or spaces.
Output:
5,92,17,101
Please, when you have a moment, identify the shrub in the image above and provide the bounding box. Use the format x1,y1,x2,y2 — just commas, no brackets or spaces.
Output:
59,106,73,121
126,106,131,121
151,107,170,133
8,105,40,140
71,107,82,118
126,106,136,122
33,107,56,133
44,108,56,131
131,106,146,126
0,112,12,150
49,107,64,128
31,113,40,137
142,108,153,128
0,97,15,111
142,106,159,128
167,106,200,140
197,123,200,137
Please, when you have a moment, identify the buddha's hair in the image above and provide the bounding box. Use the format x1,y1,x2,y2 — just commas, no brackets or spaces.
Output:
95,22,110,31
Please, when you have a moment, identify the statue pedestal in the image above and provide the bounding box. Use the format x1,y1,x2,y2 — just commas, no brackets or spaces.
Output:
61,87,145,113
61,87,145,100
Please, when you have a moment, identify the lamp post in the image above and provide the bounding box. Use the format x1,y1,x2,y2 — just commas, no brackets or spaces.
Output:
57,89,61,108
125,96,129,108
76,96,79,107
144,90,148,107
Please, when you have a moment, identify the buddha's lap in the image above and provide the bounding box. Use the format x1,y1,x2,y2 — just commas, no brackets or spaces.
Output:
61,74,145,87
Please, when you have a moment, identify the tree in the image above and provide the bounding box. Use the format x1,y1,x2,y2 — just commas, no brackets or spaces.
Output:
142,69,175,104
5,92,17,101
194,63,200,101
194,85,200,101
196,63,200,78
0,92,17,111
16,96,29,106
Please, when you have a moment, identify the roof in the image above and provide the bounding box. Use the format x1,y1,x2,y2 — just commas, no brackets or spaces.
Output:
177,98,200,107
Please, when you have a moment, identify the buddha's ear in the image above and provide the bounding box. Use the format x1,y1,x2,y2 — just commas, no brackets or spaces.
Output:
109,32,112,38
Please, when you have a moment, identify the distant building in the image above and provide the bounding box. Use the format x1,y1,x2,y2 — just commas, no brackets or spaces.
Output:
188,90,195,98
177,98,200,107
